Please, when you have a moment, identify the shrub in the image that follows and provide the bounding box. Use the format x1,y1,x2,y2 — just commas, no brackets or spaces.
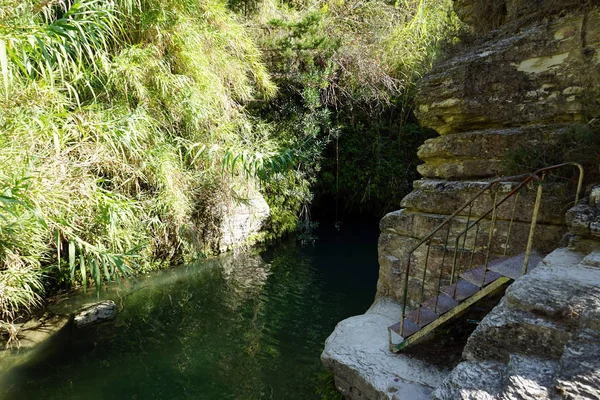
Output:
0,0,286,339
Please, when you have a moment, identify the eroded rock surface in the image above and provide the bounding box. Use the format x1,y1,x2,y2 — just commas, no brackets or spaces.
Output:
219,190,270,253
321,298,448,400
434,245,600,400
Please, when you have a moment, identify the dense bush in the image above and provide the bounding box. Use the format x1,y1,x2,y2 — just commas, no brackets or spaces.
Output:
0,0,286,338
0,0,461,339
248,0,462,217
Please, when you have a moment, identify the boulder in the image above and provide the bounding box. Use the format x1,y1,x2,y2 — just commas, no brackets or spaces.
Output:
74,300,118,328
218,191,270,252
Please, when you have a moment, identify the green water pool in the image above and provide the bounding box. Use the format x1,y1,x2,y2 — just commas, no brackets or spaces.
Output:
1,224,379,399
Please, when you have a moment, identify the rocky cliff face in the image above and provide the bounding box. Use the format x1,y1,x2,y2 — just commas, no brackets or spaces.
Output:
377,0,600,305
322,3,600,398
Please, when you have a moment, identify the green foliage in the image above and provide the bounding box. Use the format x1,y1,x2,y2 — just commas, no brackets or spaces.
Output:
318,122,437,215
503,124,600,184
248,0,462,217
0,0,289,337
0,0,461,341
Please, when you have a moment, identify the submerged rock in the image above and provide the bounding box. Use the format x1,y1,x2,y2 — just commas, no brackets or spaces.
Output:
11,314,71,351
74,300,118,328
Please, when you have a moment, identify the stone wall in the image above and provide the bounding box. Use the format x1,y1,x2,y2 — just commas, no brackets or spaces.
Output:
377,0,600,306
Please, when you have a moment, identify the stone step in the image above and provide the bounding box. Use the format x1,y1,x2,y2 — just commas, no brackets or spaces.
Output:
432,360,506,400
463,298,571,362
500,354,558,400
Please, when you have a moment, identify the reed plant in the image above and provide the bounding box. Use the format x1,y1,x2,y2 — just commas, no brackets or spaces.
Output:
0,0,287,342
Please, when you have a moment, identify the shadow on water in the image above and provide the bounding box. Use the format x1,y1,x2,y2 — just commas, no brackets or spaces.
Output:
0,221,379,400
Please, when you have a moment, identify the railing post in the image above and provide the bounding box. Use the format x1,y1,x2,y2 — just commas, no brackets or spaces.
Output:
417,242,432,324
400,255,412,335
434,224,452,313
482,192,499,286
504,193,519,256
523,175,544,275
575,164,584,205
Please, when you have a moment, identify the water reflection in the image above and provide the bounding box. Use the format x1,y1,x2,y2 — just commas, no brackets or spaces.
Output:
1,226,378,400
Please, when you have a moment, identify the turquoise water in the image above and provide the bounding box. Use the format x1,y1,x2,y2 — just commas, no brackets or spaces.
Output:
1,224,379,399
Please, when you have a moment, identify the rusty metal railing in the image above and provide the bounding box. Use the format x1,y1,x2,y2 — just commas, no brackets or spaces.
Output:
399,163,584,335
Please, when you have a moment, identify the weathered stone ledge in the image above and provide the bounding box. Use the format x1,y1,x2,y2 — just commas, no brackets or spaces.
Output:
321,297,448,400
432,244,600,399
416,125,573,179
416,8,600,135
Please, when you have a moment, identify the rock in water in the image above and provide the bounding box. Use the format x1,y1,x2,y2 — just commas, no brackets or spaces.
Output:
74,300,118,328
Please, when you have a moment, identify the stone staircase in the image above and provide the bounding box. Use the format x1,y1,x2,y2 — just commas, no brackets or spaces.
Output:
432,246,600,399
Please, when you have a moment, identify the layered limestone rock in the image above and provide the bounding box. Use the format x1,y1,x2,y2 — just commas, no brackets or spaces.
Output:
324,1,600,399
377,0,600,306
417,4,600,138
218,191,270,253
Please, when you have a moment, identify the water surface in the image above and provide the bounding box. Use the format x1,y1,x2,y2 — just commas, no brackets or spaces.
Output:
1,223,378,400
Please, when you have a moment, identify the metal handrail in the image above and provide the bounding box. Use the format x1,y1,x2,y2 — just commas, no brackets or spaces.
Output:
399,163,584,334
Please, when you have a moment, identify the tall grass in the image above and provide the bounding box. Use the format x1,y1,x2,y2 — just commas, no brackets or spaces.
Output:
0,0,287,342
